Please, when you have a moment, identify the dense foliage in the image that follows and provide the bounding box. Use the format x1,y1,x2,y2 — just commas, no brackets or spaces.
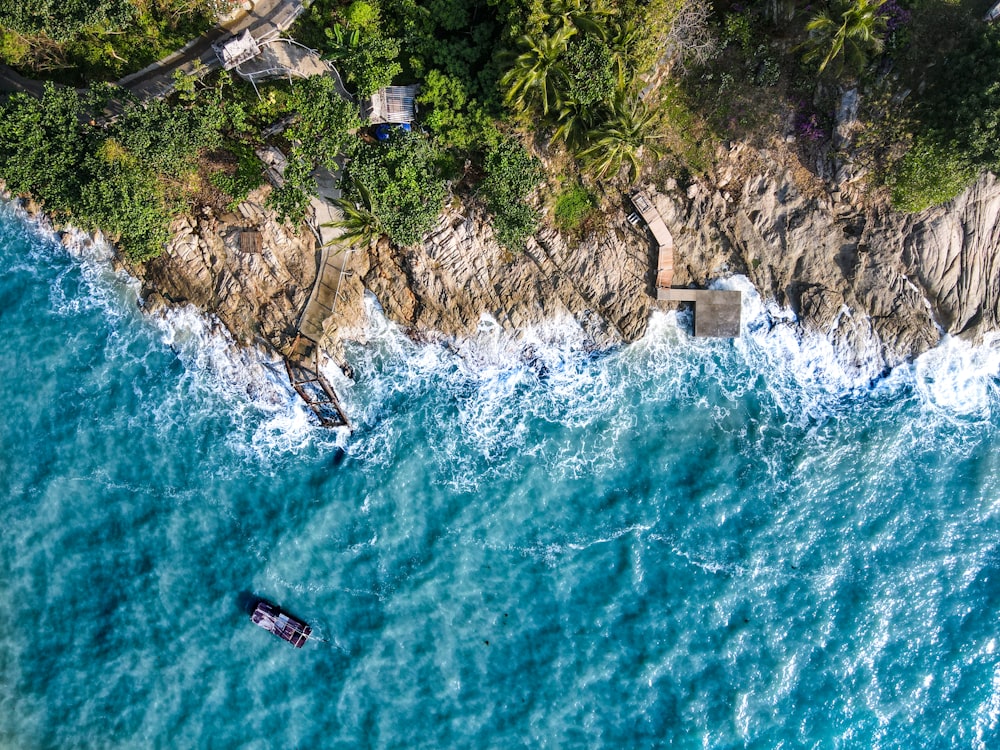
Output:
342,130,448,246
479,137,544,249
0,1,223,82
267,75,362,223
875,19,999,211
2,0,999,269
0,80,223,260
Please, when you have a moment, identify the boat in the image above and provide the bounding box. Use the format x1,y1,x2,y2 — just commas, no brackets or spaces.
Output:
250,599,312,648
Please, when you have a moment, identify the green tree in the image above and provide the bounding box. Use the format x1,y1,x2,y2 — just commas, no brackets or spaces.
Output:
285,75,361,171
323,19,402,96
479,137,544,249
266,155,315,224
113,97,222,178
0,84,91,209
500,25,576,116
78,157,172,262
344,131,447,246
416,69,494,150
801,0,888,76
579,95,662,179
325,187,381,248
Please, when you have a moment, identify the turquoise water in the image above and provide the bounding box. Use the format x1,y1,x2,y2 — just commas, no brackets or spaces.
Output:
1,202,999,749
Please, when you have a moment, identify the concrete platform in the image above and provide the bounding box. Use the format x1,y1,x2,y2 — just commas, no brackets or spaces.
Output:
658,288,742,338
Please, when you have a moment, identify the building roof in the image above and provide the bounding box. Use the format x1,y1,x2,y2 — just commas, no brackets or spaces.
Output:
213,31,261,70
363,85,419,124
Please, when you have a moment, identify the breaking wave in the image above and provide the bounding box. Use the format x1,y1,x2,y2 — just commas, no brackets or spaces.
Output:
3,204,999,748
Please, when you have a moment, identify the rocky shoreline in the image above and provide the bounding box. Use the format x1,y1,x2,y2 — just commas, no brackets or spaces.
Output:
137,149,1000,384
5,146,1000,386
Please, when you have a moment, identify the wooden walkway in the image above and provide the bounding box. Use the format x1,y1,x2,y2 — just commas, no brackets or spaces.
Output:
285,336,348,427
630,191,674,289
297,226,352,342
630,190,742,338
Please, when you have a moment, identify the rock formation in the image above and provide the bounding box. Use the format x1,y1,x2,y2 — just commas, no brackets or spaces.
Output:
129,156,1000,384
360,206,654,350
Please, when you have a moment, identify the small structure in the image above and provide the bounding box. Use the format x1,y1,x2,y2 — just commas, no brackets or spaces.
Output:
285,335,350,428
213,30,261,70
658,288,743,338
630,191,674,289
251,599,312,648
987,1,1000,22
239,228,262,255
363,85,419,124
629,190,742,338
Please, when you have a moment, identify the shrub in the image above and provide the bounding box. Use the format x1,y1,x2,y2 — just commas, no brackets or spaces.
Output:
553,184,595,232
345,131,448,246
479,137,544,249
888,137,976,213
564,35,615,108
210,142,264,209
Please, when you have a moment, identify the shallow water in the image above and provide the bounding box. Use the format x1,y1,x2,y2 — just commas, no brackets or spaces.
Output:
1,204,998,749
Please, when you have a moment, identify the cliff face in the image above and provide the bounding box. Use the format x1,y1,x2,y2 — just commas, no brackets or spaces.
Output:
136,189,372,360
654,157,1000,378
899,173,1000,339
132,162,1000,381
360,208,654,350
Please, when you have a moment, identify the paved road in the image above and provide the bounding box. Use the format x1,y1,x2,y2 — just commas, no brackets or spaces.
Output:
0,0,303,100
118,0,304,100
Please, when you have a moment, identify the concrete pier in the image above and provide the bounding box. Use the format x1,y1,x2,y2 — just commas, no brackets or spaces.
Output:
630,190,742,338
657,288,743,338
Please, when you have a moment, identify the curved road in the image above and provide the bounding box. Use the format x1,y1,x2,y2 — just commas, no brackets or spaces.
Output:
0,0,304,100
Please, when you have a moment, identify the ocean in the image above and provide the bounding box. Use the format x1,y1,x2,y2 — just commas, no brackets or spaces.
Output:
1,202,998,749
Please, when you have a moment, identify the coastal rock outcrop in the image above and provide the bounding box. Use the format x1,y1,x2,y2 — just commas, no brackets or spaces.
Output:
652,151,1000,379
139,189,322,353
130,155,1000,383
360,206,654,350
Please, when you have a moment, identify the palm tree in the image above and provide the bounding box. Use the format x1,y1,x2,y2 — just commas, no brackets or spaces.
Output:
500,25,576,116
578,95,663,180
324,184,381,248
606,19,640,92
802,0,889,76
550,100,595,149
534,0,616,38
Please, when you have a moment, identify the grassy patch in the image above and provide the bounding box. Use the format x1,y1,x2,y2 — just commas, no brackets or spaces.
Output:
650,81,716,178
553,183,595,233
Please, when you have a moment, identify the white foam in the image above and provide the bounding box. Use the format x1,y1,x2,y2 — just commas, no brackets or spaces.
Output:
911,333,1000,420
10,191,1000,448
148,304,352,458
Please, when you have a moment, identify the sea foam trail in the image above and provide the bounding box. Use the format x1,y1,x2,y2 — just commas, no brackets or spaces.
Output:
7,194,999,448
344,276,1000,443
